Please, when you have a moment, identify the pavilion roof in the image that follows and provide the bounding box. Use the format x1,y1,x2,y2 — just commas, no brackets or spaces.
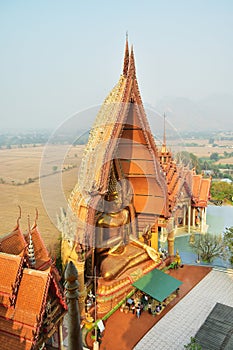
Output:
0,267,50,350
0,253,23,307
0,221,67,349
0,226,27,256
192,175,211,207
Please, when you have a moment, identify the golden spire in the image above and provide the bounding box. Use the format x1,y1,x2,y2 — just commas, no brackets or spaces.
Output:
128,44,136,78
123,32,129,76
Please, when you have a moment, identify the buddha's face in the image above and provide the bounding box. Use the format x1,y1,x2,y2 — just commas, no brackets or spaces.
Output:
105,192,122,213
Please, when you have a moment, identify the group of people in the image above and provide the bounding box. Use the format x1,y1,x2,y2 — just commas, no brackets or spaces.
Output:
123,292,166,318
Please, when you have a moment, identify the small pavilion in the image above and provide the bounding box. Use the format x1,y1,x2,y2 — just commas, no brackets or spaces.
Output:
0,215,67,350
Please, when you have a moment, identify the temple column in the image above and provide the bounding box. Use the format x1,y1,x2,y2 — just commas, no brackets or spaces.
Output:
65,261,83,350
188,205,191,234
151,225,158,251
167,230,175,257
204,207,207,232
201,208,205,233
192,208,196,227
160,227,164,242
183,206,186,227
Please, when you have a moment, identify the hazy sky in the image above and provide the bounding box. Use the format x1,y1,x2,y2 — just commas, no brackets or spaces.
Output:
1,0,233,131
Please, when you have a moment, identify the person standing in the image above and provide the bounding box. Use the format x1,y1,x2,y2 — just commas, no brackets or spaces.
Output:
148,302,152,314
136,307,141,318
131,302,135,314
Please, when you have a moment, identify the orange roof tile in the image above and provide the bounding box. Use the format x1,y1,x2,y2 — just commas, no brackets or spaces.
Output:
0,268,50,348
192,175,211,207
0,227,27,256
0,331,33,350
0,253,23,307
192,175,202,200
14,268,50,327
195,178,211,207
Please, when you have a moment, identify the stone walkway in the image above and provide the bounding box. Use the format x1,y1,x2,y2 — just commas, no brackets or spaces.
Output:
134,268,233,350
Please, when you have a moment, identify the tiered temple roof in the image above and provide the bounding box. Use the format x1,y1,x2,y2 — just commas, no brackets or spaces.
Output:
0,220,67,350
69,38,168,247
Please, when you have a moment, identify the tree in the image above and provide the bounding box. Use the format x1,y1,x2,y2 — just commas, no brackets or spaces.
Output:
209,137,214,144
184,337,202,350
210,181,233,202
210,152,219,161
223,227,233,266
191,233,225,263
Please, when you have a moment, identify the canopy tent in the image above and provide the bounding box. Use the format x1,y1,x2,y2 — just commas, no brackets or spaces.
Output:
132,268,182,302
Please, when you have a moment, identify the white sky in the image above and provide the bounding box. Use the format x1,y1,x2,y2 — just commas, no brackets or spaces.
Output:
0,0,233,130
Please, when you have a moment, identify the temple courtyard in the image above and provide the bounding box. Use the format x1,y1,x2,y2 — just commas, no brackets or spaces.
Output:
70,265,233,350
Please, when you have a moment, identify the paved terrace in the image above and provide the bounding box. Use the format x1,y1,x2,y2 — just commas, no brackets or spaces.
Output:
134,268,233,350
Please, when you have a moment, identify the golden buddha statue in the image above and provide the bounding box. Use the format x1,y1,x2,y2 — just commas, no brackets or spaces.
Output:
95,163,161,281
100,238,160,280
96,191,130,248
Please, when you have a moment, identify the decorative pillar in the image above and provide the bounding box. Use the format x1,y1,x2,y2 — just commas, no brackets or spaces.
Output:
58,321,64,350
76,260,87,316
167,230,175,257
64,261,83,350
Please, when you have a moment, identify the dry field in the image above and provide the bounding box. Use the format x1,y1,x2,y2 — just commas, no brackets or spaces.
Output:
1,140,233,250
0,145,85,249
216,157,233,165
168,138,233,158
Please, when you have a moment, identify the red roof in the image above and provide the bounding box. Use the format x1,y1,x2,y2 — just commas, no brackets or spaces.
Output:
0,267,50,349
192,175,211,207
0,253,23,307
0,222,67,349
0,227,27,256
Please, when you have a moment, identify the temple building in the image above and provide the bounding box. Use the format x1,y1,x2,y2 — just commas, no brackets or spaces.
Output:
0,214,67,350
61,38,211,317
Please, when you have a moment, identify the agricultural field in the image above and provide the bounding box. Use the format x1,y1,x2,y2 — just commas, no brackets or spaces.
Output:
0,145,85,250
1,139,233,250
168,138,233,158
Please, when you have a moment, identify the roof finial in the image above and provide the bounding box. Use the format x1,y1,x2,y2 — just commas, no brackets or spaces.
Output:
123,32,129,76
27,215,36,268
32,208,39,229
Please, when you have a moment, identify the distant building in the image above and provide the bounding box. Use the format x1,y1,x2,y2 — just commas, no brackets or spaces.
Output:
221,178,232,184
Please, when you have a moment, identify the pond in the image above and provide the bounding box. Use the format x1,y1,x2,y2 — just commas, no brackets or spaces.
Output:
206,205,233,234
163,205,233,268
